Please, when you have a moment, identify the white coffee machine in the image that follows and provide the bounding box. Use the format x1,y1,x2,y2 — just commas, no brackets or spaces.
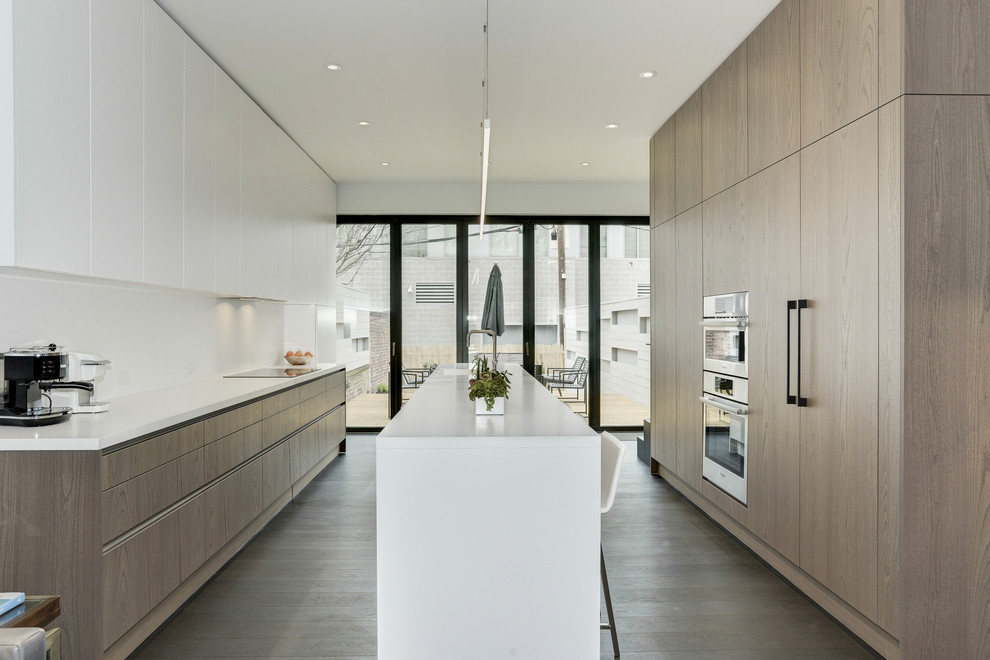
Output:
48,352,112,413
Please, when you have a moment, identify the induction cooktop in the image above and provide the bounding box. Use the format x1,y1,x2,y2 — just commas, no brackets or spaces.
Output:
225,367,321,378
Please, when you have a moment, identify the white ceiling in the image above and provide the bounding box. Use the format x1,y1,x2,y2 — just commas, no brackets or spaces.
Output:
156,0,781,186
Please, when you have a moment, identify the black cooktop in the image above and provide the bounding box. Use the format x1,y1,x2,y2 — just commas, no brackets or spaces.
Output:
225,367,321,378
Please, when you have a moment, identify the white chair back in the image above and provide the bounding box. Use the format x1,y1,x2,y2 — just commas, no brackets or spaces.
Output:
601,431,625,514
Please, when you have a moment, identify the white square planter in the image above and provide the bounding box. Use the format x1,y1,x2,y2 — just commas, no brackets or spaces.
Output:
475,396,505,415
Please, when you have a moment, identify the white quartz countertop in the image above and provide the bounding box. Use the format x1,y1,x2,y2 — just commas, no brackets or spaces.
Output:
0,363,344,452
377,363,599,448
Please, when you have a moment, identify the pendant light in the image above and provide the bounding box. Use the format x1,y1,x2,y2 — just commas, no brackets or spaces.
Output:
479,0,490,238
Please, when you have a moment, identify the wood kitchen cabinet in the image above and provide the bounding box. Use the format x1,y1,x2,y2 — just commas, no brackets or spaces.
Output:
702,42,748,198
674,207,703,491
650,220,677,469
674,90,703,214
651,120,676,226
799,111,880,620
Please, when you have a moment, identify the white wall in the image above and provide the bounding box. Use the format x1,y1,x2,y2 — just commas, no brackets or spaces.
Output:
0,268,291,400
337,182,648,216
0,0,13,267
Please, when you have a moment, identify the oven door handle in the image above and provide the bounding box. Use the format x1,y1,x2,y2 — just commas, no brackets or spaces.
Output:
699,396,748,416
698,319,748,328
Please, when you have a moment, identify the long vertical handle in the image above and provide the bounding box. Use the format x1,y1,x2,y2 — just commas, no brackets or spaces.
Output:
796,299,808,407
786,300,796,404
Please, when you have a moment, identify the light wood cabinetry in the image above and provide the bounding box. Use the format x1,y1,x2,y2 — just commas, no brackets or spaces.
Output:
674,90,703,214
12,0,90,275
747,0,800,174
800,0,878,146
702,43,748,198
143,1,184,287
650,221,677,469
799,112,879,620
183,35,217,292
91,369,346,658
651,120,676,226
903,0,990,95
673,207,702,492
91,0,144,282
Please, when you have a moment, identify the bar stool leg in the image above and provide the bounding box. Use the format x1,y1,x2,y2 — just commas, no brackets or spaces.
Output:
601,544,619,658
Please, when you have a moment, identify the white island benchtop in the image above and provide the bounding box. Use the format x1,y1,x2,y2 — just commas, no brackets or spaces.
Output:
0,363,343,451
377,363,601,660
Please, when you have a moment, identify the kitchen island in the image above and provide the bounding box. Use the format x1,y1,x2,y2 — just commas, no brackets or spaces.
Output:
377,363,600,660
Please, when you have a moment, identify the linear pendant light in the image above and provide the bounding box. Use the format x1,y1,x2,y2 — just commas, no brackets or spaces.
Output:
479,1,490,238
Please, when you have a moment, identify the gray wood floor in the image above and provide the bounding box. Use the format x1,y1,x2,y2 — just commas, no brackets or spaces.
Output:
132,433,876,659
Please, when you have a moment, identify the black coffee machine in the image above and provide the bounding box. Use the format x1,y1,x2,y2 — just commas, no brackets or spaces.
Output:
0,344,75,426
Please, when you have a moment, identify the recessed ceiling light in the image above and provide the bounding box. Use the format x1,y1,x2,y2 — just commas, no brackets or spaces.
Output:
358,121,370,126
580,162,591,167
380,162,390,166
639,70,656,79
605,123,619,129
326,63,343,71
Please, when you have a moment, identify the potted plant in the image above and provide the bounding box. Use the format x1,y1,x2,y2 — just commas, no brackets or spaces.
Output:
468,355,511,414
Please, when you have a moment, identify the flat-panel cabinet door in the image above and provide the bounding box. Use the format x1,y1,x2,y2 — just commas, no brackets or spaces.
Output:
799,112,879,621
215,69,242,297
183,36,217,292
91,0,144,282
13,0,90,275
143,1,184,287
650,222,677,468
674,207,703,491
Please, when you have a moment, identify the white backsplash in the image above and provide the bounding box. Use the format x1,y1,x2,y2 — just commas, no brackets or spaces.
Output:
0,268,335,401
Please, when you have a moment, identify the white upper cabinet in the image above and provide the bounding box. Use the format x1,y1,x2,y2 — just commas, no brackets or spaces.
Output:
13,0,90,275
91,0,143,282
239,99,279,300
143,1,184,287
214,69,241,297
183,36,216,292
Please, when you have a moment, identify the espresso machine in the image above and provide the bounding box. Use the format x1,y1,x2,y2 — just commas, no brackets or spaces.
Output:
0,344,77,426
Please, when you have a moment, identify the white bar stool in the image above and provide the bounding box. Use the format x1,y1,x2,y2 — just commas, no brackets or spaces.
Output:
601,431,625,658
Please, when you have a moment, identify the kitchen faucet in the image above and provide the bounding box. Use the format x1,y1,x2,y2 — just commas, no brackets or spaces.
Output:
466,329,497,372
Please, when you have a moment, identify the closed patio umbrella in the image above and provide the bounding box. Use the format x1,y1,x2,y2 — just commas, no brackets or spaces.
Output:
481,264,505,336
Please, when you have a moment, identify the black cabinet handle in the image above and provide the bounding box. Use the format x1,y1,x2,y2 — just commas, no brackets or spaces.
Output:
796,299,808,407
786,300,796,405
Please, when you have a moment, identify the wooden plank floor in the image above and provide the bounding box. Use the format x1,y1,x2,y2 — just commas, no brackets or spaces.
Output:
132,433,877,659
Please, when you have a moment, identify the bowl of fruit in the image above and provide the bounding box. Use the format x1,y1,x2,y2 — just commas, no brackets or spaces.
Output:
284,350,314,365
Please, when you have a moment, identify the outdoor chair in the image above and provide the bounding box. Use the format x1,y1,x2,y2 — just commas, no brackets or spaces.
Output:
540,356,586,388
401,363,432,390
544,362,589,414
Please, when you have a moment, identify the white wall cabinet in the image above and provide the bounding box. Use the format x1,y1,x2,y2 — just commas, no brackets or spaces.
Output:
214,69,242,297
91,0,144,282
6,0,334,302
12,0,90,275
183,35,217,292
143,1,184,287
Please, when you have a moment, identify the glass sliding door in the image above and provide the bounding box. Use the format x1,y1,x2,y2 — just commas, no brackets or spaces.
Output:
400,223,458,406
467,223,523,368
335,223,391,428
535,224,589,417
599,224,651,427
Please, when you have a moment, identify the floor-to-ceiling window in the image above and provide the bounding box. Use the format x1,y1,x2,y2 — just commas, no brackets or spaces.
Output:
336,216,648,431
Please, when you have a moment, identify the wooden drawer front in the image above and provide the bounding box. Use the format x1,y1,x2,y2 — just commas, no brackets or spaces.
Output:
299,393,326,427
203,419,264,482
262,441,292,508
262,405,300,450
298,379,324,404
101,422,204,491
177,447,206,495
262,387,299,419
325,405,345,453
102,459,180,543
204,402,262,442
327,384,345,411
102,503,182,648
327,369,345,390
290,423,323,483
204,459,263,557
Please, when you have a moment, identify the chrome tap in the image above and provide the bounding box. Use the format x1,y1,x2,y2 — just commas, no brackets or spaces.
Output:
466,329,497,372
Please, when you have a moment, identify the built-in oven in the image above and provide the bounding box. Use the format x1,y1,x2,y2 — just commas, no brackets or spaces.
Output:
701,371,748,505
701,292,748,378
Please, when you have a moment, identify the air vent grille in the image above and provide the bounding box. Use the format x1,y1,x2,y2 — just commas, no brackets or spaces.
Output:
636,283,650,297
415,282,455,304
